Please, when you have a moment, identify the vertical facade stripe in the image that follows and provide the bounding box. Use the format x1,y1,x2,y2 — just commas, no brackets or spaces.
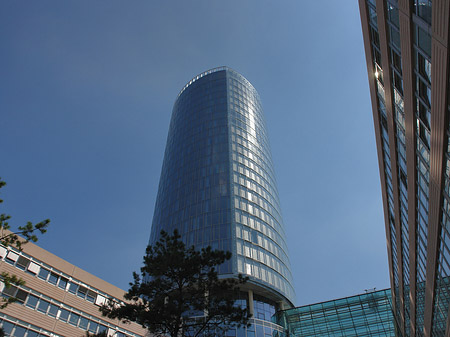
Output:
398,2,417,335
358,0,397,320
424,0,450,334
376,0,406,333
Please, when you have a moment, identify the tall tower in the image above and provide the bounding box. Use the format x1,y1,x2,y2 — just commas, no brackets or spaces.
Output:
149,67,295,335
359,1,450,336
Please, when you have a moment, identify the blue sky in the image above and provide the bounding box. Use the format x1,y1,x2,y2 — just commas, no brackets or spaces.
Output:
0,1,388,306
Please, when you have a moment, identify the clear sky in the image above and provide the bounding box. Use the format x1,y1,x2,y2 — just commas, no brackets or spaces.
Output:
0,1,389,306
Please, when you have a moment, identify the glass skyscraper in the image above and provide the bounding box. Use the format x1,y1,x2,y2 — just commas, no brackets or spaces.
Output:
149,67,295,336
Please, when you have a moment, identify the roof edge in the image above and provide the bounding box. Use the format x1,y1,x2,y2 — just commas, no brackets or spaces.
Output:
177,66,232,99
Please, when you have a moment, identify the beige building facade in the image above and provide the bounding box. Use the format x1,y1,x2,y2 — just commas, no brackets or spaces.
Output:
0,240,146,337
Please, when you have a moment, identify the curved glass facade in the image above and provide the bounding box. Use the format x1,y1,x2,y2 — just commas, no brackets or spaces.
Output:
150,67,295,309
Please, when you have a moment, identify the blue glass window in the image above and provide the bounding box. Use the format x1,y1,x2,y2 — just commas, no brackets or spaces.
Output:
37,299,49,313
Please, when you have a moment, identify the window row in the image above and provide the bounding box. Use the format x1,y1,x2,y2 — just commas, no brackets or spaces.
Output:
229,77,258,97
166,143,229,167
388,20,401,52
171,110,228,134
231,145,273,193
414,24,431,58
229,78,253,94
234,192,280,232
229,86,262,115
437,154,450,281
231,112,265,149
367,2,377,28
231,141,273,189
233,183,280,223
231,137,275,188
233,152,279,211
437,209,450,278
230,104,263,131
1,285,136,337
231,132,268,166
232,130,266,154
229,98,263,126
229,86,257,103
416,236,427,283
0,247,121,311
175,98,227,120
159,202,232,229
233,184,283,238
236,256,294,301
231,125,272,171
229,110,270,146
236,239,289,280
370,26,381,63
232,146,275,194
417,136,430,165
235,221,288,266
413,0,431,25
416,75,431,108
389,217,400,291
396,107,405,131
233,196,283,242
230,108,262,138
233,170,277,217
377,77,386,103
0,313,58,337
182,228,231,250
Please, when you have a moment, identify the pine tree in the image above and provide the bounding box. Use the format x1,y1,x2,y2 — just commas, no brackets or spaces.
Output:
101,230,250,337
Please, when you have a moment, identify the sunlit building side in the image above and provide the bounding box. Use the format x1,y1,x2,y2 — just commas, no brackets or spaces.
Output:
359,0,450,335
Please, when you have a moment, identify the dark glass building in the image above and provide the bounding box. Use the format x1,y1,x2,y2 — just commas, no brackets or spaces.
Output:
149,67,295,336
359,0,450,336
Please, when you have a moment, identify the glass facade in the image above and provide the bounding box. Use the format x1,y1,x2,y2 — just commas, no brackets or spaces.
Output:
150,68,233,274
228,70,294,301
275,289,399,337
149,67,295,335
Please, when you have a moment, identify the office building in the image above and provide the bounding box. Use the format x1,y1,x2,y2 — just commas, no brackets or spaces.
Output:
275,288,398,337
0,239,146,337
359,0,450,335
149,67,295,336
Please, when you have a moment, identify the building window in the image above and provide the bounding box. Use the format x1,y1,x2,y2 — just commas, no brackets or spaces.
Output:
38,268,50,281
16,256,30,270
26,295,39,309
15,290,28,304
37,299,49,314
